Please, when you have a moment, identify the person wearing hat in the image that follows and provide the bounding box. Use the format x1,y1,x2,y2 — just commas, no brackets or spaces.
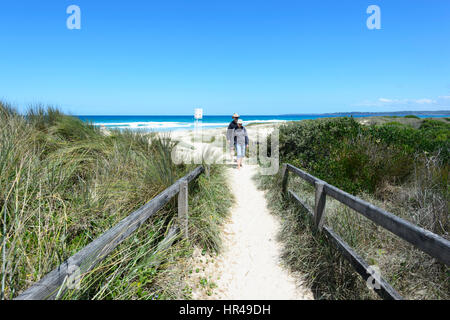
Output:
232,119,249,170
226,113,240,161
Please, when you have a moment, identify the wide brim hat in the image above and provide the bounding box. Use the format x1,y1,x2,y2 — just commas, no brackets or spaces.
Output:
237,119,243,124
232,113,240,118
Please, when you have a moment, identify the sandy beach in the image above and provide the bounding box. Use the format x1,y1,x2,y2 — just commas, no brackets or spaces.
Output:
186,164,314,300
167,122,280,145
169,121,313,300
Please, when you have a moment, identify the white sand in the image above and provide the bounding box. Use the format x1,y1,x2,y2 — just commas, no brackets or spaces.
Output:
188,164,314,300
165,123,312,299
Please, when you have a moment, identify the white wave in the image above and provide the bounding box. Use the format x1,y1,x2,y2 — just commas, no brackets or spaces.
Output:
92,118,287,131
95,121,193,129
243,119,287,124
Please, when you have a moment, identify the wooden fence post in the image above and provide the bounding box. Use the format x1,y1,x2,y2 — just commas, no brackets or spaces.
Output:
314,181,326,231
281,164,289,194
178,180,189,239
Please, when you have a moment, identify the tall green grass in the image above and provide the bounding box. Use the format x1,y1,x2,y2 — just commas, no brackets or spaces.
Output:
258,116,449,299
0,101,232,300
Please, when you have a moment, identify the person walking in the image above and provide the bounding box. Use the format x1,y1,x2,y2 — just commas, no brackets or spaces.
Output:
226,113,240,162
232,119,249,170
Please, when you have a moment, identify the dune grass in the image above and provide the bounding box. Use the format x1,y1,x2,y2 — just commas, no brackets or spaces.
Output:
0,101,232,300
257,116,449,300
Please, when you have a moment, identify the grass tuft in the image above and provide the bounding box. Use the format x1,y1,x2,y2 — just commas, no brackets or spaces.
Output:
0,101,232,300
257,116,449,300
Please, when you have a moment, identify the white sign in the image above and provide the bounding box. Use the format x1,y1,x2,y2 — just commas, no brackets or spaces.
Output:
194,108,203,120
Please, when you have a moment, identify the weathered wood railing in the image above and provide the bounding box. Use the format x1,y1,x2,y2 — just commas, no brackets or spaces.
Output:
15,166,204,300
281,163,450,300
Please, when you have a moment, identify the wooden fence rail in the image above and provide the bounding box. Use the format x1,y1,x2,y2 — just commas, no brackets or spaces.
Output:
15,166,204,300
281,163,450,300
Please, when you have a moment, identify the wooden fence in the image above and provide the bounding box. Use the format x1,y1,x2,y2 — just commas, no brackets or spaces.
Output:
281,163,450,300
14,166,204,300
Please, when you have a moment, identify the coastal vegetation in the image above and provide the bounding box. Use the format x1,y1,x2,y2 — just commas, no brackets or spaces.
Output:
2,99,448,300
0,101,232,300
258,116,449,299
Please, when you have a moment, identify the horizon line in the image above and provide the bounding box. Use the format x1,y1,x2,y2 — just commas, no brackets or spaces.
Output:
73,110,450,117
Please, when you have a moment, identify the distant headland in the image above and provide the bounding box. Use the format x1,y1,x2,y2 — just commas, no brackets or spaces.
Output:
283,110,450,116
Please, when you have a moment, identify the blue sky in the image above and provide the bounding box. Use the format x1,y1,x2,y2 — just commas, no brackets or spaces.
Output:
1,0,449,115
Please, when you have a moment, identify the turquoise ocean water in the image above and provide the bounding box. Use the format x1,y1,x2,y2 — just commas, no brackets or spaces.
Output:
77,113,450,132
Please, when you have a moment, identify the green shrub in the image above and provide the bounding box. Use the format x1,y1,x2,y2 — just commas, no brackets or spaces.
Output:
278,117,449,194
259,115,449,300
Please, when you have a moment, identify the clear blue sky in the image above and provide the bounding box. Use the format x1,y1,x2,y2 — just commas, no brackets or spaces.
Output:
1,0,449,115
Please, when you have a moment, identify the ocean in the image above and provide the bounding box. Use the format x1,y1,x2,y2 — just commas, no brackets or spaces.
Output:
77,113,450,132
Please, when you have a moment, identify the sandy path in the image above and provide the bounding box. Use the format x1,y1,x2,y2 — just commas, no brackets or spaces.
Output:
189,164,313,300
